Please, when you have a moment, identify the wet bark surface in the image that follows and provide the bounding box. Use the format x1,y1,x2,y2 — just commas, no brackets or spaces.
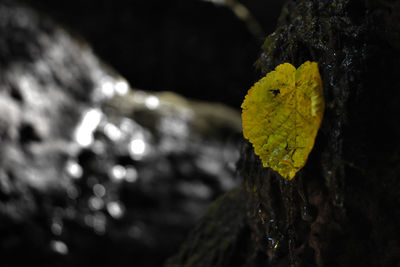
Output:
167,0,400,266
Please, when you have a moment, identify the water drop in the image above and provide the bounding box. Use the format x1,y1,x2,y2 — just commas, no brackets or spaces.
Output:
74,108,102,147
125,167,138,183
267,237,279,251
115,80,129,95
67,186,79,199
107,201,125,219
51,219,63,236
50,240,68,255
109,165,127,181
145,95,160,110
100,77,115,98
93,184,106,198
103,123,122,141
65,160,83,179
129,138,146,159
88,196,104,210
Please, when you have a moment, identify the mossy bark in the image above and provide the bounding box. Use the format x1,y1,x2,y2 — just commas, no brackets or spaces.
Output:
166,0,400,266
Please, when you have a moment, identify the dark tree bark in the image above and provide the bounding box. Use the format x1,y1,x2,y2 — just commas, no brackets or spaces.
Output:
166,0,400,266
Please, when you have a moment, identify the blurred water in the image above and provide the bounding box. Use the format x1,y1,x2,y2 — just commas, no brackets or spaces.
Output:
0,1,243,266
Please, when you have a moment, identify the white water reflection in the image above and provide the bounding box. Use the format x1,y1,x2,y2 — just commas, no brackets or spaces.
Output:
74,108,102,147
65,160,83,179
50,240,68,255
106,201,125,219
144,95,160,110
129,138,146,159
103,123,122,141
110,165,127,181
100,76,115,98
65,77,241,244
114,80,129,95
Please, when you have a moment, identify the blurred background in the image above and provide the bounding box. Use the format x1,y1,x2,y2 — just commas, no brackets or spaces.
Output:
0,0,284,266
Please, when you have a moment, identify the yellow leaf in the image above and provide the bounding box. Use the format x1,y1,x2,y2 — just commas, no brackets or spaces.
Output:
241,61,324,180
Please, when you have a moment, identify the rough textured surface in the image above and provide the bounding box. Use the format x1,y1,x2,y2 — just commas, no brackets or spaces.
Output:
167,0,400,266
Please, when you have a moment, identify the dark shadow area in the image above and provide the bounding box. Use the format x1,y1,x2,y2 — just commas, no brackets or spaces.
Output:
29,0,285,108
